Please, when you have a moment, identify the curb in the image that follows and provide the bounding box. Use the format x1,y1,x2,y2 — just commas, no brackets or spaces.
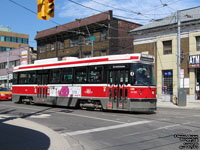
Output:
2,115,72,150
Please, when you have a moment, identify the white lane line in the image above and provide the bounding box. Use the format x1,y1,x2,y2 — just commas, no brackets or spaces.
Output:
120,122,192,138
62,120,151,136
0,104,125,124
30,114,51,118
59,113,126,124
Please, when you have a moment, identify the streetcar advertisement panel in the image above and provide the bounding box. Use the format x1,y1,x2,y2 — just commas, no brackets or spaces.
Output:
49,86,81,97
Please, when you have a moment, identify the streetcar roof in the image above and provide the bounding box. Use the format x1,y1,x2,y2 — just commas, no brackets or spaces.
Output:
13,53,154,72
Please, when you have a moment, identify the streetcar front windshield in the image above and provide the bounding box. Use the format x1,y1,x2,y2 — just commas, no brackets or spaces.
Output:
132,63,156,86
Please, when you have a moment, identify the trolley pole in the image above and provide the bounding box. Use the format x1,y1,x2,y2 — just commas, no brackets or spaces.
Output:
6,48,10,89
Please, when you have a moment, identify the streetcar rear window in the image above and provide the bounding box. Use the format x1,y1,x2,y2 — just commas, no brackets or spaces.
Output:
27,71,37,84
19,72,27,84
12,72,18,85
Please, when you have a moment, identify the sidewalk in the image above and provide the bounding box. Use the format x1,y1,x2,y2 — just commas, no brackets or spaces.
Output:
157,100,200,109
0,115,72,150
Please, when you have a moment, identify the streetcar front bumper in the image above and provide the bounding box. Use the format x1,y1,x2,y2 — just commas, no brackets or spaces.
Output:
129,99,157,112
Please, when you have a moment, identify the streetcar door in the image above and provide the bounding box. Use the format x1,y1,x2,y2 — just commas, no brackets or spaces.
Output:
36,70,48,103
108,69,129,110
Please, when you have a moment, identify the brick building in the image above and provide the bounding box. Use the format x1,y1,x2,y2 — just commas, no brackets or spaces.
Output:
130,7,200,102
35,11,141,59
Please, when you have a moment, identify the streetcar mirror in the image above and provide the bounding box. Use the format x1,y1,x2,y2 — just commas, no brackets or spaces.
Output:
130,72,134,76
131,73,136,85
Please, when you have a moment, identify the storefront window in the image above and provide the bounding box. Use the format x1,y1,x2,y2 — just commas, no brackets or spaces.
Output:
162,70,173,95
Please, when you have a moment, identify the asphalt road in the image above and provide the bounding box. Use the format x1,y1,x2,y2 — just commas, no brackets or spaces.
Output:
0,101,200,150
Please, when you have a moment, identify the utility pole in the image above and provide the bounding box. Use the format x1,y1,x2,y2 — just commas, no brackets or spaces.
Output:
85,25,94,57
6,49,10,89
177,10,187,106
91,39,94,57
177,10,182,104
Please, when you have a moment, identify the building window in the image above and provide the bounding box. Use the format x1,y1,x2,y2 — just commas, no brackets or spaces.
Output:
5,36,11,42
84,34,94,45
17,37,23,43
84,53,91,58
163,40,172,55
23,38,28,44
50,43,55,51
101,50,107,56
101,29,107,41
6,47,11,51
84,35,90,45
16,60,20,66
0,36,5,41
162,70,173,95
70,37,79,47
196,36,200,51
39,45,46,53
0,63,6,69
60,41,64,50
12,37,17,43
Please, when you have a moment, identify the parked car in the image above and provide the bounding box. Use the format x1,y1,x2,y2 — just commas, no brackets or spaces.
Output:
0,88,12,100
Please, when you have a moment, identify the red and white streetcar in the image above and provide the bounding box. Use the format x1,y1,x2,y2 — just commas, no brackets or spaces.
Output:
12,53,156,112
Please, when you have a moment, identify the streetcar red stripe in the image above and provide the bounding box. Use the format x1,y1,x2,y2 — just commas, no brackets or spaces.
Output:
18,58,108,69
18,56,139,70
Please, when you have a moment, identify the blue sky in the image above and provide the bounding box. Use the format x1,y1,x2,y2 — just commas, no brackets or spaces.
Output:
0,0,199,48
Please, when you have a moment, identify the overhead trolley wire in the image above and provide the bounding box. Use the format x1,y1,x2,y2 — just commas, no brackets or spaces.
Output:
68,0,150,21
8,0,136,36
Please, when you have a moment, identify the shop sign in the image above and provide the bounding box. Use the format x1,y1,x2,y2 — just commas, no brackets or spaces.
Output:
188,55,200,67
0,74,13,80
163,71,172,76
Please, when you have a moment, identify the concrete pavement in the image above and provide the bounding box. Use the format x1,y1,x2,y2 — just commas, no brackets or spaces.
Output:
0,100,199,150
157,100,200,109
0,114,72,150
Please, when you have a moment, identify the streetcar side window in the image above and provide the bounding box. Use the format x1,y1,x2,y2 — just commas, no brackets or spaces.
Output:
62,68,73,83
27,71,37,84
37,71,42,85
88,66,103,83
19,72,27,84
74,67,87,83
49,69,60,84
13,72,18,84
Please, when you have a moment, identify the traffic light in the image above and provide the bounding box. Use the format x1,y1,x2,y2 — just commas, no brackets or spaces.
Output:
37,0,49,20
47,0,54,18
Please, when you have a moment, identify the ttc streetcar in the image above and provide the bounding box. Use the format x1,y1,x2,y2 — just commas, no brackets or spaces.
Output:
12,53,157,112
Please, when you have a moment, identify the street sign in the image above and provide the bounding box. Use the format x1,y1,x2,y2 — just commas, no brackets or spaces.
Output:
90,36,95,41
